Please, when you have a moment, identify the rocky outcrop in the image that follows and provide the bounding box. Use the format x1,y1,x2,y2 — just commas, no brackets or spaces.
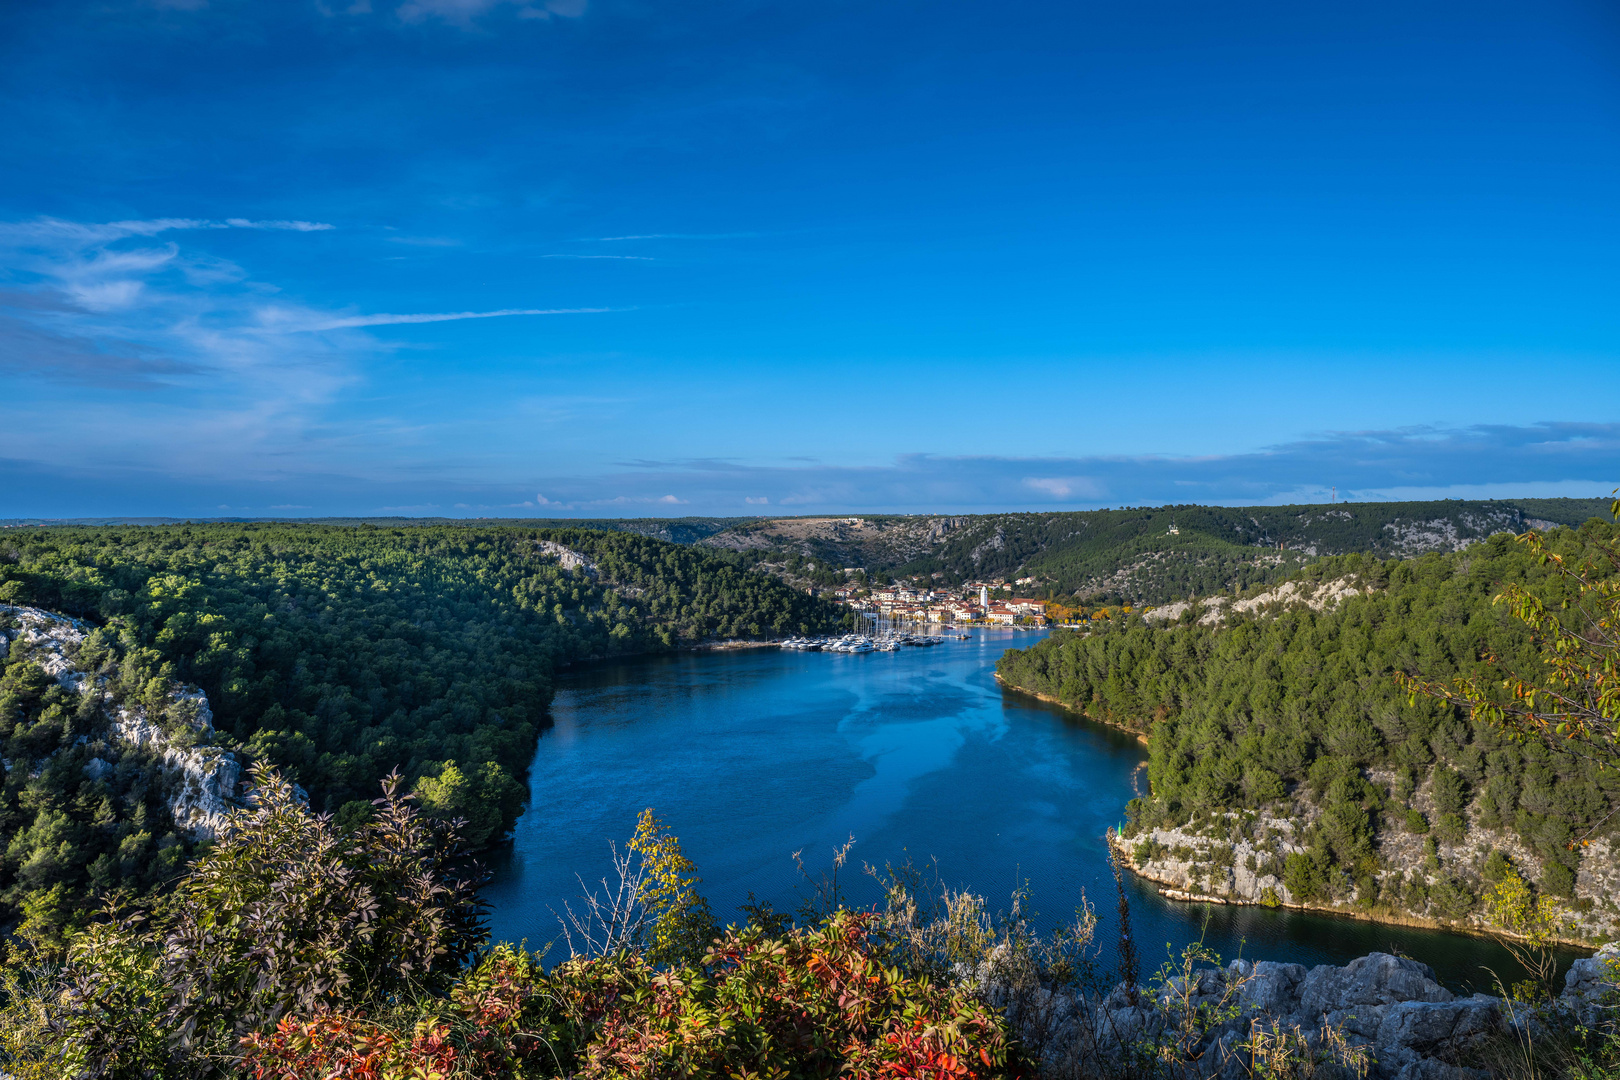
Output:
1379,510,1523,556
1114,795,1620,946
535,540,599,576
1118,811,1305,907
1,604,93,689
107,693,241,841
1,603,242,841
1564,943,1620,1026
1145,576,1372,626
995,947,1617,1080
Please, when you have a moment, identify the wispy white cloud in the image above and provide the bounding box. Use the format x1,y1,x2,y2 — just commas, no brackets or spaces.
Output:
541,254,656,261
0,217,333,247
583,233,760,242
223,219,335,232
275,306,615,331
0,215,502,482
395,0,585,27
0,211,640,505
1021,476,1103,499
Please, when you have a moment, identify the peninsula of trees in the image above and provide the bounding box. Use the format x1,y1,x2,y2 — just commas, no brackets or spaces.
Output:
995,516,1620,942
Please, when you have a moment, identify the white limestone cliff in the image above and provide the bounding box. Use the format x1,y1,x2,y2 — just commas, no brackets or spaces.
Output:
1,603,242,841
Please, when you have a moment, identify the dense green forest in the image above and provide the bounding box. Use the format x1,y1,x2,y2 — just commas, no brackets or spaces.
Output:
10,497,1609,606
0,523,845,937
996,519,1620,913
0,515,749,544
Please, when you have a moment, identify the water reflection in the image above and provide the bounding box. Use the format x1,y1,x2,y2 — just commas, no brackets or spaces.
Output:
483,632,1582,993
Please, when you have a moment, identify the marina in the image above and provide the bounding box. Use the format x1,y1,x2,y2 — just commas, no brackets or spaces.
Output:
780,629,957,652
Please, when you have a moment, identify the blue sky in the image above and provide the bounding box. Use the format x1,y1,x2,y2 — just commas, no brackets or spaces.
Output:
2,0,1617,518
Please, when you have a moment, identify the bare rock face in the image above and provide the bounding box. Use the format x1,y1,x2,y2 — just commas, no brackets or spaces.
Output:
535,540,598,576
1145,576,1371,626
1298,953,1455,1018
1009,950,1611,1080
112,694,241,841
1562,942,1620,1026
1235,960,1308,1016
1116,799,1620,945
1117,811,1307,907
1,603,242,841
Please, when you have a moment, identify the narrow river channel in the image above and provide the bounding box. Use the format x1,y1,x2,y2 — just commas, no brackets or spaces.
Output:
484,629,1577,992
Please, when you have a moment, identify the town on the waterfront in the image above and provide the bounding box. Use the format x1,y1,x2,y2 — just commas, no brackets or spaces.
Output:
809,577,1143,627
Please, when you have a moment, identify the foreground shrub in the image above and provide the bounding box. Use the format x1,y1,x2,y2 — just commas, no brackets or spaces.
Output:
244,913,1022,1080
240,945,549,1080
0,765,485,1079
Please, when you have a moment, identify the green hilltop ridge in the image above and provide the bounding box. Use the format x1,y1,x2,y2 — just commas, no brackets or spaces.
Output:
994,517,1620,944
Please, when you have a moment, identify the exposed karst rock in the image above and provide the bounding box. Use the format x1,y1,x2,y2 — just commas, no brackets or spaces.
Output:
1144,575,1372,625
989,947,1618,1080
1114,799,1620,946
1,603,241,841
535,540,599,576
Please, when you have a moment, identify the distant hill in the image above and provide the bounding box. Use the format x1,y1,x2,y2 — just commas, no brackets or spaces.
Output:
694,498,1614,604
0,515,747,545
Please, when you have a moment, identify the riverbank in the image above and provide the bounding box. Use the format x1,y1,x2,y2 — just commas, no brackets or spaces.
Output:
1110,829,1491,939
1108,821,1613,951
992,673,1149,746
995,668,1616,951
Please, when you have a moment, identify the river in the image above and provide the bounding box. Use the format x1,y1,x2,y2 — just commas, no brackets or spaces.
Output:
484,629,1575,993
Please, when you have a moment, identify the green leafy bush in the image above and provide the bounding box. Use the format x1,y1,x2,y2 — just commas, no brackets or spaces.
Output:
1,766,484,1079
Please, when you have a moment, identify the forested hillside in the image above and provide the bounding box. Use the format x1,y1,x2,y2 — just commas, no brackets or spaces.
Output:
696,497,1612,603
995,519,1620,940
9,498,1609,606
0,523,844,938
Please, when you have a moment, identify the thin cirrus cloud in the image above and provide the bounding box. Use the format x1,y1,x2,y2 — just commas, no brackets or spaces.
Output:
0,214,601,483
272,307,616,331
395,0,586,26
0,217,333,246
582,233,762,242
1,213,605,379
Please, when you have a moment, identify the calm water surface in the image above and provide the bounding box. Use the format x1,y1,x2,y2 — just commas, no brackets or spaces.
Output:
485,630,1576,993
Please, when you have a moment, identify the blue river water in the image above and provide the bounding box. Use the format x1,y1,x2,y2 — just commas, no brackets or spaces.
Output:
484,629,1574,993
